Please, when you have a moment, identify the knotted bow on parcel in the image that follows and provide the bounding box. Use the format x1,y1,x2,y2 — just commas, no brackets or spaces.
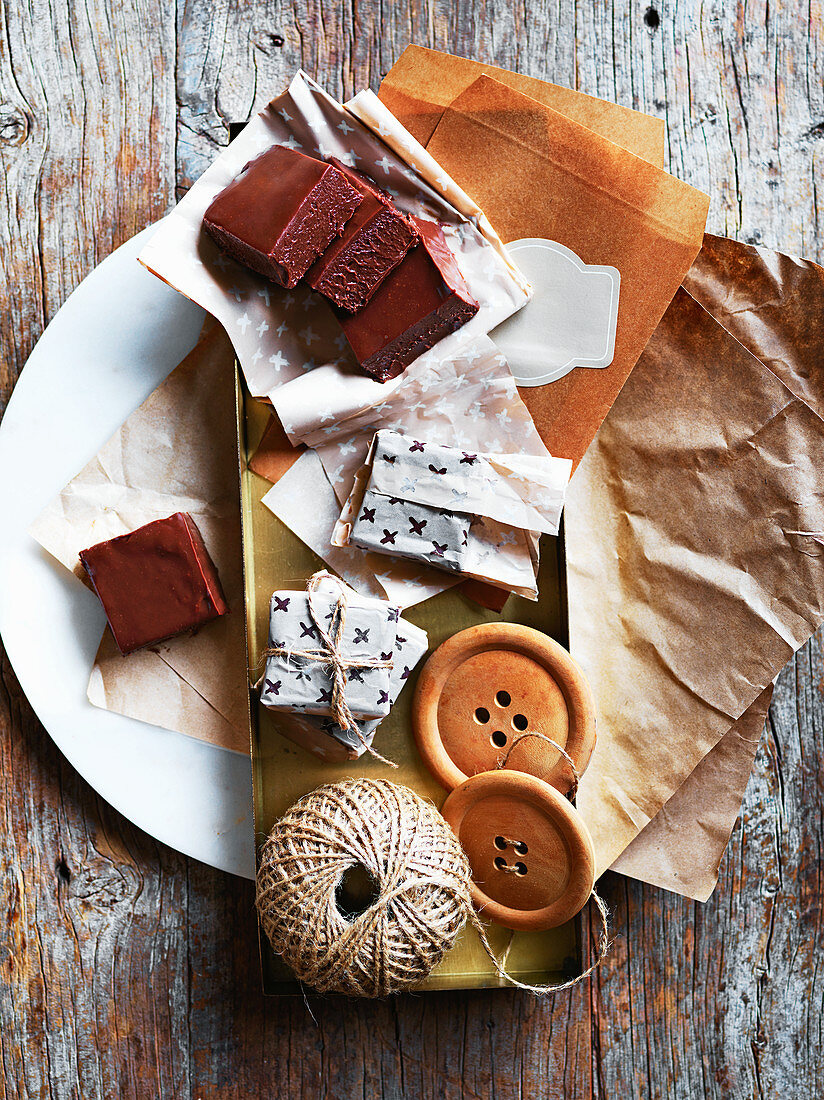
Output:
332,430,571,600
259,572,398,724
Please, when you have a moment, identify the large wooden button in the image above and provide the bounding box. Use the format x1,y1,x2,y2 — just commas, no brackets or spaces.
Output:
413,623,596,794
442,770,595,931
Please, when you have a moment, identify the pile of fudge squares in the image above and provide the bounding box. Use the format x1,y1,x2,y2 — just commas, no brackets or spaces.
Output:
203,145,479,381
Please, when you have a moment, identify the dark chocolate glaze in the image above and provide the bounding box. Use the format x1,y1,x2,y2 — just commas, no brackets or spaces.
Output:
337,215,479,381
79,512,229,656
307,159,418,311
203,146,362,288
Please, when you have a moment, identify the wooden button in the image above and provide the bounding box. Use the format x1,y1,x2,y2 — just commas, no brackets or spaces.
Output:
442,770,595,931
413,623,596,794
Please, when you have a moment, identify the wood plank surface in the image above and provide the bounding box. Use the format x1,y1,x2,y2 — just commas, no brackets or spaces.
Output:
1,1,822,1097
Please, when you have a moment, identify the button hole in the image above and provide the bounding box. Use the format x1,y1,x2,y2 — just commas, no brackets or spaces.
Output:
493,855,508,870
493,836,507,850
495,690,511,708
491,730,507,748
512,713,528,731
474,707,490,724
513,841,528,855
514,862,528,876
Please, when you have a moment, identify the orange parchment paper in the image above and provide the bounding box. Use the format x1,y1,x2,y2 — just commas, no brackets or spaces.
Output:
380,45,667,166
379,54,709,469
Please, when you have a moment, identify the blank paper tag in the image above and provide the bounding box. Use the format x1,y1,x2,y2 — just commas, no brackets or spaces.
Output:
491,239,620,386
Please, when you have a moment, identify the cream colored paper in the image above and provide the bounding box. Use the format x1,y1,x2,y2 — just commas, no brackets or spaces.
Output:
29,323,249,754
332,429,570,599
284,336,553,499
568,287,824,877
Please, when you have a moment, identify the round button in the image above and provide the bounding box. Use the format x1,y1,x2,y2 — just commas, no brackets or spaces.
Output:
413,623,596,794
441,770,596,931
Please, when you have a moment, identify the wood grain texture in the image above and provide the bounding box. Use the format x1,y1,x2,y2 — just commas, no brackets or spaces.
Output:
1,0,822,1097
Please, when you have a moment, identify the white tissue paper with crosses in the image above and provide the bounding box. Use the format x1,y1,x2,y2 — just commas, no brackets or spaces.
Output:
270,619,429,762
259,574,398,721
333,430,571,599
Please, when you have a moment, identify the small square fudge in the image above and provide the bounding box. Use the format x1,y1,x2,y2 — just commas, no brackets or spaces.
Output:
203,146,362,288
79,512,228,655
337,216,479,382
306,159,418,311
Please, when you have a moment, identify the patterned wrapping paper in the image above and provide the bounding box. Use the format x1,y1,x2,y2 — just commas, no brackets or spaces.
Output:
267,336,568,608
333,429,571,599
270,620,429,761
259,575,397,720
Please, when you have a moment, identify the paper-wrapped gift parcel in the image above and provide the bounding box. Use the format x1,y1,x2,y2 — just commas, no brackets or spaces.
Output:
270,618,429,762
332,429,571,599
259,574,398,720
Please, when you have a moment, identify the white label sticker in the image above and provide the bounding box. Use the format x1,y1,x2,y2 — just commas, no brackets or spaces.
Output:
490,239,621,387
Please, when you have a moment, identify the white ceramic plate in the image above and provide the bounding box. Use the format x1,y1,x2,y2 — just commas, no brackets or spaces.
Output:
0,225,256,879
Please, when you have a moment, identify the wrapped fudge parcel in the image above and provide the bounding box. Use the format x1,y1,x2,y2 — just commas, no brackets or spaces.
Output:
258,573,399,722
333,430,571,600
265,618,429,762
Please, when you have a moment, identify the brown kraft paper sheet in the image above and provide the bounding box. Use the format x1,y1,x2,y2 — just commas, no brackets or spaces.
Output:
391,71,709,468
379,45,666,166
566,285,824,877
611,685,773,901
614,236,824,897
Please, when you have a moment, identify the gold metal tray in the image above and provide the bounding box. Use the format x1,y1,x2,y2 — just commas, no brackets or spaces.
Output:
237,373,581,994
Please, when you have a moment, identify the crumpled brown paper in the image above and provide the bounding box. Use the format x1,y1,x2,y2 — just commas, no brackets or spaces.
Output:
603,235,824,897
29,322,250,754
567,283,824,877
611,685,773,900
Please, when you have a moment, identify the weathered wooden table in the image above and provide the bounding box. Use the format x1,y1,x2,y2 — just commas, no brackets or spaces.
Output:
2,3,821,1097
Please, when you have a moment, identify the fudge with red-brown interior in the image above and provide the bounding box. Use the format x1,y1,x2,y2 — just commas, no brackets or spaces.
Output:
203,146,362,288
336,216,479,382
306,158,418,312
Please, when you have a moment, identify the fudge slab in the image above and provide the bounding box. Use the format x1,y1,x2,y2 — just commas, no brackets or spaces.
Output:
337,216,479,382
79,512,228,655
306,158,418,311
203,146,362,288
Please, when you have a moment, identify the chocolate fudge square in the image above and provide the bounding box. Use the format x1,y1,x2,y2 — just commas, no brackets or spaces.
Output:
203,146,362,288
79,512,229,655
337,216,479,382
307,158,418,311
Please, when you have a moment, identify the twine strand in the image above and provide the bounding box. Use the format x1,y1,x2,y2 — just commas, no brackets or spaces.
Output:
259,571,397,767
487,729,612,991
497,729,580,800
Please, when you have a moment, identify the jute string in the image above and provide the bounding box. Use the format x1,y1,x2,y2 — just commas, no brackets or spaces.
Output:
258,571,396,766
256,777,611,998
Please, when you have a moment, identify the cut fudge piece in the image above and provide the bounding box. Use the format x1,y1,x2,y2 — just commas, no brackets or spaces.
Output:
306,158,418,311
337,216,479,382
202,146,362,288
79,512,228,655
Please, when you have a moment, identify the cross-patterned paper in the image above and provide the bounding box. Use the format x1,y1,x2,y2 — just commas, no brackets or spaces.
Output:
259,575,397,720
269,619,429,761
333,430,572,599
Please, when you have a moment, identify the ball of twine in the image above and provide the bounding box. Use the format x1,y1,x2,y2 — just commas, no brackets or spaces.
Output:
256,778,474,997
256,777,612,998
